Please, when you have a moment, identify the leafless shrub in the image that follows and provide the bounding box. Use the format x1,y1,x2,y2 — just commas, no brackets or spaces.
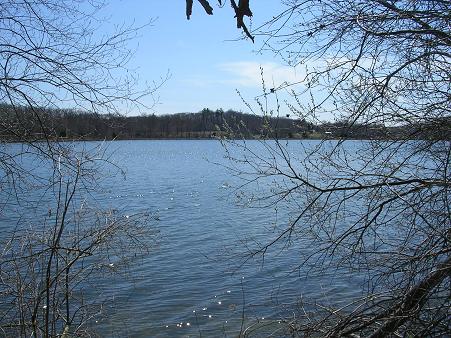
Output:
0,1,159,336
219,1,450,336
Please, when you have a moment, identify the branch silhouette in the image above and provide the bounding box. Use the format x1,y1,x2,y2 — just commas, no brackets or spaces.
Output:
185,0,254,41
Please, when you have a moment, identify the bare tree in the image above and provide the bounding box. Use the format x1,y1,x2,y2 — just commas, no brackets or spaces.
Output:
0,1,159,336
214,0,450,336
0,0,158,197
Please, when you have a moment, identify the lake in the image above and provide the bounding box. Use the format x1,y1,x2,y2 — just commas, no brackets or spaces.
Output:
0,140,363,337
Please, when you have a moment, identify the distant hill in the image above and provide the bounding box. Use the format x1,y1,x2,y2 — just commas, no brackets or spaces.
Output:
0,105,312,140
0,104,449,141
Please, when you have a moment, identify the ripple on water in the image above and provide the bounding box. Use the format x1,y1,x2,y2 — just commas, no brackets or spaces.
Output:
1,140,366,337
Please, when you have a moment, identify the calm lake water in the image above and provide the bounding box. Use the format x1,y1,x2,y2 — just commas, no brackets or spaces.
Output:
1,140,363,337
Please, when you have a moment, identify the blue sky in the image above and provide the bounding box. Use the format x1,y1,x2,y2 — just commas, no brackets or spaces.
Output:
103,1,303,115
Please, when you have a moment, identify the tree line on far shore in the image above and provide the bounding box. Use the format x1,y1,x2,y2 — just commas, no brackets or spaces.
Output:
1,104,449,141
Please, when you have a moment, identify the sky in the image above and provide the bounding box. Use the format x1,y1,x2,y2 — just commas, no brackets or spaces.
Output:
102,1,303,115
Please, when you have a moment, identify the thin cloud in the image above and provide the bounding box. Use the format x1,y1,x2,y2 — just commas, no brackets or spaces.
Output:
218,61,305,88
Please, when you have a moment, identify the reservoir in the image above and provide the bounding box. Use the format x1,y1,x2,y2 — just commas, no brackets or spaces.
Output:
0,140,363,337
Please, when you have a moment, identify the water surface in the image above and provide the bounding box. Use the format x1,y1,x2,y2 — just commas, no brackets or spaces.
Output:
1,140,363,337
